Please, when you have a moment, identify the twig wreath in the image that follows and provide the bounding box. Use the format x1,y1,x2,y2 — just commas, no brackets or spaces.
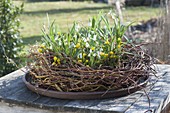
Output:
26,11,155,93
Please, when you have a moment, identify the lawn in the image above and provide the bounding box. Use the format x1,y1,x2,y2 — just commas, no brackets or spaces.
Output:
14,1,161,46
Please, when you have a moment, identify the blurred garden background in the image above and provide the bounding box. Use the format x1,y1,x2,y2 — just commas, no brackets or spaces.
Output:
1,0,169,76
15,0,160,46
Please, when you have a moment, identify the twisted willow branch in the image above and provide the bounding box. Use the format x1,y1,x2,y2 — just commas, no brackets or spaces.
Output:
27,45,155,92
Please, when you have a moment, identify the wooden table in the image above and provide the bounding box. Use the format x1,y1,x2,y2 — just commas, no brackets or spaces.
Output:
0,64,170,113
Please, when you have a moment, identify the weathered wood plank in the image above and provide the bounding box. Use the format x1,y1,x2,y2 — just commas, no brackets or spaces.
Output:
0,64,170,113
125,70,170,113
0,101,56,113
6,87,39,102
0,78,25,97
44,98,71,109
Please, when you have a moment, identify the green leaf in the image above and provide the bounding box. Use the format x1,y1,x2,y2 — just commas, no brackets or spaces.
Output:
92,17,96,29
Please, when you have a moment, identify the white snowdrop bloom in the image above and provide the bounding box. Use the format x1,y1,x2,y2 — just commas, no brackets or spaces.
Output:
7,8,10,12
86,37,90,42
0,30,4,34
58,41,62,46
10,29,14,32
49,45,53,50
93,35,97,41
85,43,90,48
104,26,107,29
13,34,18,38
88,22,91,26
13,55,17,58
99,48,103,52
82,37,87,42
97,51,101,58
91,31,94,34
13,47,17,51
75,24,80,32
70,42,75,48
88,34,91,38
90,49,92,53
97,51,100,55
19,39,23,43
93,53,96,57
17,19,20,22
78,53,82,58
54,36,58,41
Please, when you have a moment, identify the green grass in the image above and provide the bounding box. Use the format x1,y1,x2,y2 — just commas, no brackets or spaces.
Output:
123,6,161,22
14,1,161,46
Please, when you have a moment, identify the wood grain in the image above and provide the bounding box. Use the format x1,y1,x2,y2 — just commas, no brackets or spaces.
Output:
0,64,170,113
